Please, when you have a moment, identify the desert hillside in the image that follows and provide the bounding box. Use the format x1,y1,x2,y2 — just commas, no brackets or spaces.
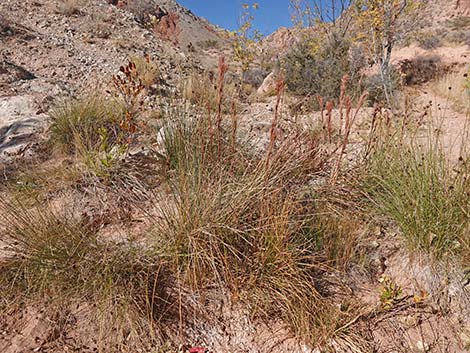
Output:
1,0,470,352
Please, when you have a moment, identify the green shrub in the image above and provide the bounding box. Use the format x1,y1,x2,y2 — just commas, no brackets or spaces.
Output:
444,29,470,46
398,55,445,86
283,32,364,104
446,16,470,30
417,32,442,49
198,39,219,50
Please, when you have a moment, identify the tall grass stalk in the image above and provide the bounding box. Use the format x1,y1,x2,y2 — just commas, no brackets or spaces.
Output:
266,78,285,169
216,56,228,160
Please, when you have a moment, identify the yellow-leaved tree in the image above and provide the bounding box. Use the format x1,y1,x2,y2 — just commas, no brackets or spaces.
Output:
231,2,262,76
353,0,423,104
290,0,352,30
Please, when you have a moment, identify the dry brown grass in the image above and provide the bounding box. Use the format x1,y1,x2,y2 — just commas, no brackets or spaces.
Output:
0,200,175,350
130,55,161,89
432,65,470,113
4,159,82,205
5,39,470,351
183,69,242,113
150,80,367,346
48,94,126,155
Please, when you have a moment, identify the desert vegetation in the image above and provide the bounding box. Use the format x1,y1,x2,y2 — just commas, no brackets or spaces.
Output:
1,0,469,352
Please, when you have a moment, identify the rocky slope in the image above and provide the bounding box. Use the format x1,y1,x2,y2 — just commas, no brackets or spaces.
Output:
0,0,229,161
112,0,227,48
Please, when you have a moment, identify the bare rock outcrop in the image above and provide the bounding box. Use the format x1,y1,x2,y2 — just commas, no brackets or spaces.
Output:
0,95,47,160
260,27,299,60
256,71,277,96
456,0,470,14
154,9,181,45
108,0,224,48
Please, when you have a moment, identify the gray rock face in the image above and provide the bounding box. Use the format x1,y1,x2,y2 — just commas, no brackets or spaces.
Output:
0,95,47,160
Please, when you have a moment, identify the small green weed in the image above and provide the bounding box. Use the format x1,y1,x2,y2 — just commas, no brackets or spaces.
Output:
379,275,403,309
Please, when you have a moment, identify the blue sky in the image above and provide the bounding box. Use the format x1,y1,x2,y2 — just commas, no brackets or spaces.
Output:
178,0,292,35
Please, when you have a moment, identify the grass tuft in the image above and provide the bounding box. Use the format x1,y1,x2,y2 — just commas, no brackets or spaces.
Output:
49,95,126,155
432,66,470,114
0,201,173,348
56,0,85,16
149,105,362,345
363,119,470,259
130,55,161,89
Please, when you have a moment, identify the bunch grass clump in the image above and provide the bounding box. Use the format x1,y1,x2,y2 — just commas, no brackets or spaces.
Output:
3,55,378,350
130,55,160,88
363,117,470,259
56,0,85,16
5,161,82,205
0,201,172,348
151,98,361,345
49,95,125,155
182,70,241,113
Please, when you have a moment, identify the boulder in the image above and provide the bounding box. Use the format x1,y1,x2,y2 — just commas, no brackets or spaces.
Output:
154,11,181,45
256,72,277,96
0,95,47,160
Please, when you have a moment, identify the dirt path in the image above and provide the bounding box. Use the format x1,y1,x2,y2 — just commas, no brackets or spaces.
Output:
415,86,469,163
